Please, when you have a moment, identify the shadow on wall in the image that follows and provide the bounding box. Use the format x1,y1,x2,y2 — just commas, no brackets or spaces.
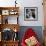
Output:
18,26,44,44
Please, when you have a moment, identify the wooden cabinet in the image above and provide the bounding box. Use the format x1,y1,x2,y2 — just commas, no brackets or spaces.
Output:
0,7,19,46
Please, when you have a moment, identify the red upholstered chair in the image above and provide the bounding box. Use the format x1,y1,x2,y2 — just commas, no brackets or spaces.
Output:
21,28,41,46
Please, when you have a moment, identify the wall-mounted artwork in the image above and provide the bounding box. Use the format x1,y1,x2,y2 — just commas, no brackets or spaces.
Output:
24,7,38,21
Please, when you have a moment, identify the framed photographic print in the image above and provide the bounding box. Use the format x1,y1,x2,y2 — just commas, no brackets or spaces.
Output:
24,7,38,21
2,10,9,15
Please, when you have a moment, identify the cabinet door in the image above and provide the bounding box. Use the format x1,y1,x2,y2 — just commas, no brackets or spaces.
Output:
3,42,18,46
1,15,18,24
8,16,18,24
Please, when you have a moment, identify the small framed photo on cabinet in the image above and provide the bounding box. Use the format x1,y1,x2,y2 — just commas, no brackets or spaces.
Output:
24,7,38,21
2,10,9,15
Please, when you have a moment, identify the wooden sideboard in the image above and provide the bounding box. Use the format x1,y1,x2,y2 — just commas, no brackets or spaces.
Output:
0,7,20,46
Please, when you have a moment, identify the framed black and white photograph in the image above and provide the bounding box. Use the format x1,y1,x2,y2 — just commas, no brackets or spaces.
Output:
24,7,38,21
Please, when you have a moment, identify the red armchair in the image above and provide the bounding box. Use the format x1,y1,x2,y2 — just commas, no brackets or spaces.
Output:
21,28,41,46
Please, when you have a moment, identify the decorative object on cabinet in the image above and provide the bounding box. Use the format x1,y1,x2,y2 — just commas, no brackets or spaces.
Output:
24,7,38,21
9,9,18,15
2,10,9,15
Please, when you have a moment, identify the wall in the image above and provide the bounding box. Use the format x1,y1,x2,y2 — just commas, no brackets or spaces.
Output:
17,0,44,26
0,0,44,26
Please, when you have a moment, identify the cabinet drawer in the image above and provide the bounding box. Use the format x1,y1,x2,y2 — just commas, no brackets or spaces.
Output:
2,41,18,46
